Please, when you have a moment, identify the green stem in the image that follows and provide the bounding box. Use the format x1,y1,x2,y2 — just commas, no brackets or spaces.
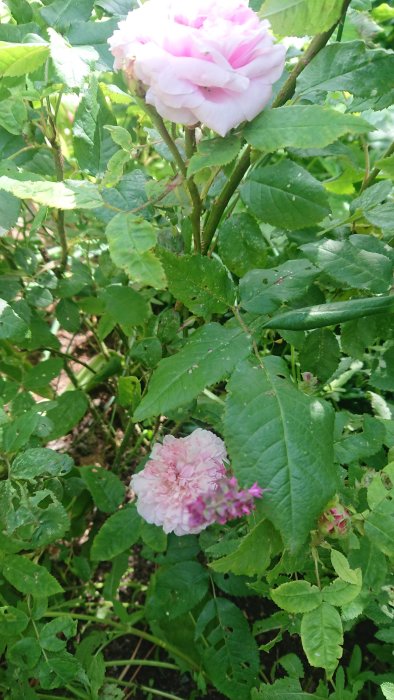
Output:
113,418,135,473
359,140,394,192
202,146,251,253
46,96,68,275
106,678,186,700
104,659,178,670
185,127,202,253
201,0,352,253
137,95,202,253
43,612,201,672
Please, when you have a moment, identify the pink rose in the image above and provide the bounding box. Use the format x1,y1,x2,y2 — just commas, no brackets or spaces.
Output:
130,429,263,535
109,0,286,137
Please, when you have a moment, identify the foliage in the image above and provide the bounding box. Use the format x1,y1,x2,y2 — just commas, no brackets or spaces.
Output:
0,0,393,698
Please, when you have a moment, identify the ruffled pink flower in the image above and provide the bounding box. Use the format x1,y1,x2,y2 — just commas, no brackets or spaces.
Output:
130,429,263,535
108,0,286,137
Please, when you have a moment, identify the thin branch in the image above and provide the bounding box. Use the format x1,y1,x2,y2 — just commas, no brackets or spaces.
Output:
45,95,68,275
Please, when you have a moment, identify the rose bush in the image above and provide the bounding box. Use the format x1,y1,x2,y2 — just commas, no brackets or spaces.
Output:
109,0,285,135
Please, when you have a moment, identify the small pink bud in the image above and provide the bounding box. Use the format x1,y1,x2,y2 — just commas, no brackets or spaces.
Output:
319,503,350,538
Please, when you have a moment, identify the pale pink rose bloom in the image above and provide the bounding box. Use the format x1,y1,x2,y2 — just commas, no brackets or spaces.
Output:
131,429,227,535
108,0,286,137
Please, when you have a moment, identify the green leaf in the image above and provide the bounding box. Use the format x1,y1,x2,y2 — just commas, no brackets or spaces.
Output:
299,329,340,383
141,522,167,553
39,651,82,689
7,637,41,670
297,41,394,102
301,239,392,294
365,202,394,233
371,346,394,392
245,106,372,152
105,212,166,289
41,0,94,27
375,155,394,178
105,125,133,150
252,678,327,699
80,465,125,513
117,376,141,411
45,391,89,440
300,603,343,676
330,550,361,585
73,75,117,176
381,683,394,700
263,295,394,330
209,519,274,576
95,0,135,15
11,448,73,480
146,561,209,621
240,259,319,315
5,0,33,23
134,323,251,421
322,578,361,606
0,606,29,636
56,298,80,332
218,213,267,277
91,505,142,560
196,598,259,700
39,616,77,652
240,161,330,230
31,501,70,548
2,554,63,597
0,176,103,209
224,357,337,551
48,28,98,89
101,285,150,328
335,414,386,465
0,298,28,340
365,499,394,557
187,135,241,176
24,358,64,391
260,0,343,35
271,581,322,613
349,537,387,594
160,251,236,318
0,41,49,77
0,98,27,135
0,190,20,235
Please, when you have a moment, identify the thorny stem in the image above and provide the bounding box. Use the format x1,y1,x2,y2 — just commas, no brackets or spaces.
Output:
137,94,202,253
45,95,68,275
185,127,202,253
201,0,352,253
